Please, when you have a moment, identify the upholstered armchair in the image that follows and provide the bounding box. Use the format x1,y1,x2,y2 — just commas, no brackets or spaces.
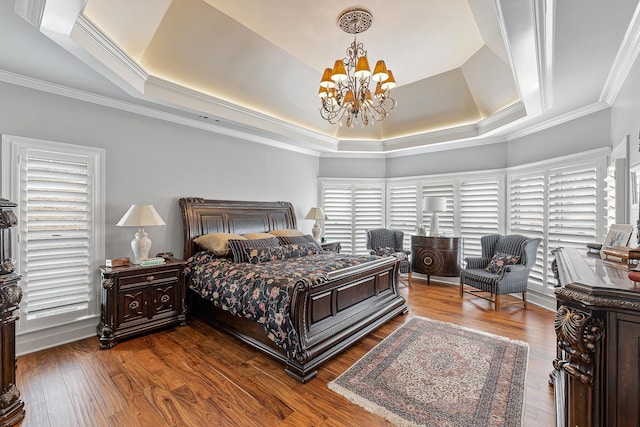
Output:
459,234,541,311
366,228,412,284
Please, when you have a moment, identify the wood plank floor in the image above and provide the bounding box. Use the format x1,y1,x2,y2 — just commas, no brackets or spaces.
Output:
15,278,557,426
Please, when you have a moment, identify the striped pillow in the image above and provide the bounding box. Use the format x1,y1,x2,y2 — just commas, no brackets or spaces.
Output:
228,237,280,263
277,234,323,251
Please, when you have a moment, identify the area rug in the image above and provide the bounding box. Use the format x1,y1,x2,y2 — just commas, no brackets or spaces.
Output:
329,316,528,427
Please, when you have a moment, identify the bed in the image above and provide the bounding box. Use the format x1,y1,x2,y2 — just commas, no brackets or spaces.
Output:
179,197,408,382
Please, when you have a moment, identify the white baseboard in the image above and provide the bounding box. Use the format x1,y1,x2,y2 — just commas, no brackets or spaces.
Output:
16,316,99,356
410,272,556,312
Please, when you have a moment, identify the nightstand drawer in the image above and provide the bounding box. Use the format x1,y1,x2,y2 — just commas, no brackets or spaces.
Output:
119,268,181,288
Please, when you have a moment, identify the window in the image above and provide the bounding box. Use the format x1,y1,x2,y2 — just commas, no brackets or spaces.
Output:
2,135,104,338
320,180,384,255
508,150,606,296
387,183,418,250
460,177,503,257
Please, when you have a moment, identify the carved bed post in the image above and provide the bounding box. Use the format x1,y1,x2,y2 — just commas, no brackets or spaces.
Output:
0,199,25,426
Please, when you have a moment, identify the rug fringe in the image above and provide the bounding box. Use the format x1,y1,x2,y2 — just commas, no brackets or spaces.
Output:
327,381,418,427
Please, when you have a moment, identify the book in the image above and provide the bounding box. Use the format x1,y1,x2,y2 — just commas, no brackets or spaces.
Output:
139,258,166,267
105,257,130,268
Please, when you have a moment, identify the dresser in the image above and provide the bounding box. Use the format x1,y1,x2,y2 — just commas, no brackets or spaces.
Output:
97,259,187,349
411,235,462,285
551,247,640,427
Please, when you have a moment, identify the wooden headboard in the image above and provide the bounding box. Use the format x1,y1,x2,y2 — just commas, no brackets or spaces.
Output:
179,198,297,259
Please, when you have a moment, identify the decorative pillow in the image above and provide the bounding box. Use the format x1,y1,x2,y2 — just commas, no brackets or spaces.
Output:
245,242,321,264
485,252,520,274
194,233,246,256
277,234,323,251
375,247,397,257
267,229,305,237
242,232,277,240
228,237,280,263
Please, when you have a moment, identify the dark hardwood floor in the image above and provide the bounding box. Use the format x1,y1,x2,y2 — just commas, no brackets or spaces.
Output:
15,277,556,426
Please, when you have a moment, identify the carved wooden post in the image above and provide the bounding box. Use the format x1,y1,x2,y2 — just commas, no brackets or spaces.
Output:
0,199,25,426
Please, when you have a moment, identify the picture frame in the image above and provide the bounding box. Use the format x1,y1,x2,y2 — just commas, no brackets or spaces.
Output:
600,224,634,258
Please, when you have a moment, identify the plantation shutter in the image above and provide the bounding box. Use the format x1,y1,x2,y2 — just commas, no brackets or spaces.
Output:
604,163,616,230
321,185,353,253
18,148,95,330
547,165,598,289
388,184,418,249
321,182,384,255
421,183,455,236
508,173,545,291
353,186,384,254
460,178,501,258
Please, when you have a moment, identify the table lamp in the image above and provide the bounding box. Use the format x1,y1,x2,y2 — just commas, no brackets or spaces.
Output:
423,196,447,236
305,207,328,241
116,204,166,264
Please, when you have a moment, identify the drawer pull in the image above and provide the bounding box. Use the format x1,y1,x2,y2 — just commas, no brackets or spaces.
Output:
423,256,433,266
160,295,170,303
146,275,155,282
129,301,139,310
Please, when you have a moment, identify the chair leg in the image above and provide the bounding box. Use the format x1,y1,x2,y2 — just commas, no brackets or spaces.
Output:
408,272,412,285
459,282,464,297
494,294,500,311
522,292,527,308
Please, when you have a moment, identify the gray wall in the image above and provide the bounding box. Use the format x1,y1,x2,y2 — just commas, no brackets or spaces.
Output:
0,81,320,260
612,58,640,168
507,108,611,166
319,109,611,179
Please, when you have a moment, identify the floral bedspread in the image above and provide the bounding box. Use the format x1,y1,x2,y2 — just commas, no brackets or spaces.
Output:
185,251,382,360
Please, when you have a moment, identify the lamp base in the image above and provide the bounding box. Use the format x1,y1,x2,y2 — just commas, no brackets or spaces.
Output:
428,212,440,236
131,228,152,264
311,222,321,241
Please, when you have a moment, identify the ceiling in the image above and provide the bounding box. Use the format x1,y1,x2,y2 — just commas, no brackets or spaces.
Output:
4,0,640,155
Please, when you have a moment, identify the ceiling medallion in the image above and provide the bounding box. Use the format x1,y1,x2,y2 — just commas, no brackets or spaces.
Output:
318,8,397,128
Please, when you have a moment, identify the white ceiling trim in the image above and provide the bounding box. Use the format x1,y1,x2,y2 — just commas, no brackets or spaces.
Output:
506,101,610,141
74,14,148,85
534,0,555,110
13,0,46,28
0,68,321,157
600,0,640,105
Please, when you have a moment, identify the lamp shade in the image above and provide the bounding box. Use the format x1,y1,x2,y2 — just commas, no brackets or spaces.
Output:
423,196,447,213
304,207,328,220
116,205,166,227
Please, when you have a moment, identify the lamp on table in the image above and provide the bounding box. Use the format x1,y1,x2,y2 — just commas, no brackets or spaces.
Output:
305,207,328,241
423,196,447,236
116,204,166,264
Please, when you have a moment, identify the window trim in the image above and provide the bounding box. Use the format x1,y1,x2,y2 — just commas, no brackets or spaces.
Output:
1,134,105,350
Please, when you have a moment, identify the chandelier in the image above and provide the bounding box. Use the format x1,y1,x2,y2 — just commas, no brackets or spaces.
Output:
318,8,397,128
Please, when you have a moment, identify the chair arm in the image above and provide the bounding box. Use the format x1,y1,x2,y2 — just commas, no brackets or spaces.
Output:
369,250,377,256
393,252,408,261
402,250,411,256
464,257,490,269
503,264,526,274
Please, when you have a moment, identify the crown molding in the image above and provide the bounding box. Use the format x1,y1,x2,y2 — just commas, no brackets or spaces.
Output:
506,101,610,141
13,0,46,28
0,69,321,157
533,0,555,110
74,15,148,83
600,1,640,105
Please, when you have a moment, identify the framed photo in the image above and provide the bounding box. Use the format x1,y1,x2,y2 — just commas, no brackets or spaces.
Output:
600,224,634,258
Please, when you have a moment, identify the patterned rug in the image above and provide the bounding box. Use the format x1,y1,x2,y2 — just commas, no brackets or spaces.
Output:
329,316,528,427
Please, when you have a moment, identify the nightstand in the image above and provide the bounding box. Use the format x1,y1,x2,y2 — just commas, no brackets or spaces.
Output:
321,241,341,253
97,259,187,349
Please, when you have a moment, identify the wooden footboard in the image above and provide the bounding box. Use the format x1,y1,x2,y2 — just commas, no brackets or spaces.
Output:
180,197,408,382
189,255,407,382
